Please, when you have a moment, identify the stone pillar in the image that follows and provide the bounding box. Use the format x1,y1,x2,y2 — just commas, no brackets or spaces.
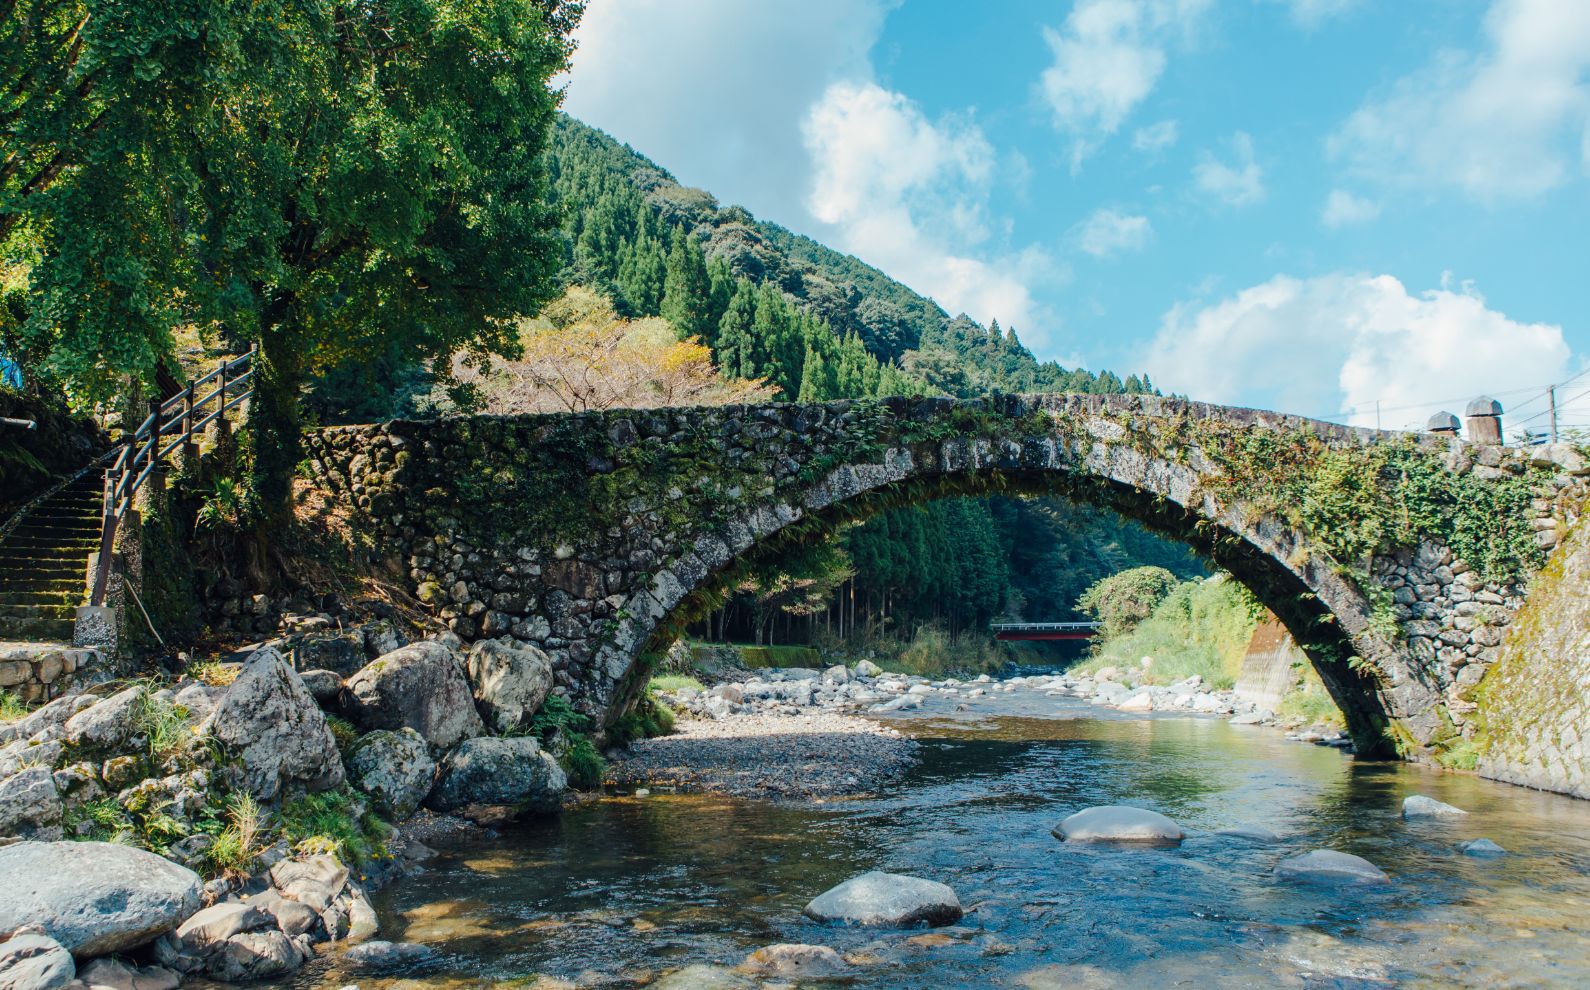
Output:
1464,396,1503,445
1426,411,1460,437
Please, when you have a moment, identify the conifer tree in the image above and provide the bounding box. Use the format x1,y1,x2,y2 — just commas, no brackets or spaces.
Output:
661,227,711,340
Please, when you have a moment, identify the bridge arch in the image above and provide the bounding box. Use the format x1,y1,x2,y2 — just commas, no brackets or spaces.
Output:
302,393,1548,764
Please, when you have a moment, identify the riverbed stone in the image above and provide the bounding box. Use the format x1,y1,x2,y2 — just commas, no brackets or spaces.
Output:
62,686,144,751
1461,838,1507,858
0,767,62,840
204,930,309,982
854,659,883,678
802,871,963,928
741,943,848,978
0,841,203,957
0,931,74,990
651,964,751,990
346,727,436,819
1402,794,1467,818
172,902,274,955
1275,849,1389,885
341,940,438,973
269,855,349,914
424,736,566,815
1054,806,1184,845
204,647,344,800
74,958,180,990
298,669,344,707
464,639,554,735
343,642,484,751
1218,823,1280,843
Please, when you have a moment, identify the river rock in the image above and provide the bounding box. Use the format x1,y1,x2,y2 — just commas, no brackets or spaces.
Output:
360,619,409,660
74,958,180,990
341,940,438,973
824,665,851,684
343,642,484,751
0,841,202,956
269,855,349,914
741,943,848,978
205,647,344,800
424,737,566,815
347,728,436,819
171,684,222,720
173,902,274,954
1054,806,1184,844
1274,849,1389,885
464,640,554,735
803,871,963,928
1461,838,1507,858
1117,692,1154,712
0,695,93,747
297,669,344,707
246,890,320,938
1402,794,1467,818
0,767,61,840
0,931,74,990
63,686,144,751
204,930,310,982
854,659,883,678
651,964,751,990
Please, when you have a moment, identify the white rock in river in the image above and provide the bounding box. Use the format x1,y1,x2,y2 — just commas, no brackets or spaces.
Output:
1053,806,1184,844
1274,849,1389,885
1402,794,1467,818
651,964,751,990
854,659,883,678
1461,838,1507,858
803,871,963,927
0,841,203,957
741,943,848,978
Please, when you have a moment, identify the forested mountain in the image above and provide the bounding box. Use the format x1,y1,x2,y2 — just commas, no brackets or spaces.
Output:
550,116,1201,638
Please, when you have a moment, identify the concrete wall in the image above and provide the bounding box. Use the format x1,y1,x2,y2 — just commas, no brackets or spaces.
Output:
1234,617,1307,713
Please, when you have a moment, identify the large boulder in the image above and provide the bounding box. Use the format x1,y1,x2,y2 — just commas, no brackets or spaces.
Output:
0,931,74,990
1274,849,1389,886
1053,806,1184,845
0,768,62,840
347,728,435,819
204,647,344,801
343,642,484,751
465,640,554,734
802,871,963,928
0,841,202,957
424,737,566,815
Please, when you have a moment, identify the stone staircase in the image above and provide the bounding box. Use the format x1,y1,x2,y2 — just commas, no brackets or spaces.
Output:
0,472,101,642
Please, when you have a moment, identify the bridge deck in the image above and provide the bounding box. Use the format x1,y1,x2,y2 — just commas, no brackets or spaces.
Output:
990,621,1100,641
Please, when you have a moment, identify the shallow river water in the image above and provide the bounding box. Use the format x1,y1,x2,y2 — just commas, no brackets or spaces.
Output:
303,693,1590,989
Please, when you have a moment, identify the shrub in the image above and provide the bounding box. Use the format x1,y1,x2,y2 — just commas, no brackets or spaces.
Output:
1077,566,1179,640
1075,574,1262,689
279,786,390,866
0,690,26,722
559,734,607,790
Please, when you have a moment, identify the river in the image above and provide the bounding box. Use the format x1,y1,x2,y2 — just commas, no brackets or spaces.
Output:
304,689,1590,988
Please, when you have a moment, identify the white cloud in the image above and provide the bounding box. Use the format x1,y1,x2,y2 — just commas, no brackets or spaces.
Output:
1076,209,1153,257
1143,273,1572,430
1038,0,1210,167
564,0,892,222
1132,119,1179,153
1194,131,1266,206
1329,0,1590,202
1320,189,1380,228
803,81,1060,341
1261,0,1360,28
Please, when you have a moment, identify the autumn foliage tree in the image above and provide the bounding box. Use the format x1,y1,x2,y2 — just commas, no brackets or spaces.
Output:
452,286,775,414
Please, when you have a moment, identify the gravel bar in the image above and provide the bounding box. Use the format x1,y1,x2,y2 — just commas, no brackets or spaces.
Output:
607,709,919,800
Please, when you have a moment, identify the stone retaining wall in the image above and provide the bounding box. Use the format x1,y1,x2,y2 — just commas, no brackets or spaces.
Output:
0,642,98,703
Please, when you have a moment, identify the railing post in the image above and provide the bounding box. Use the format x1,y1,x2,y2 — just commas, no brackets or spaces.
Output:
146,398,166,493
214,359,231,440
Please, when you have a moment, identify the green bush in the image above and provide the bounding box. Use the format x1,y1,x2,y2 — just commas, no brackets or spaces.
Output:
278,786,390,866
1074,574,1261,689
559,734,607,790
1077,566,1179,640
610,696,675,746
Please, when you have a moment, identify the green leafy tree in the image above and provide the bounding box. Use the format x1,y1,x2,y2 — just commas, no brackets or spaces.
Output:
7,1,582,566
660,226,710,341
1077,566,1180,640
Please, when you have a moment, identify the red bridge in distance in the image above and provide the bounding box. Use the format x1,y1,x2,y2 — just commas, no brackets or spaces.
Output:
990,621,1100,642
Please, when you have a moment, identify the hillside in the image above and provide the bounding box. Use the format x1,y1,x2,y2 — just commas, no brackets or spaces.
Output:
544,115,1198,637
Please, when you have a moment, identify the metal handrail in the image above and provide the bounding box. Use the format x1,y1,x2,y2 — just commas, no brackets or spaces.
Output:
88,345,257,607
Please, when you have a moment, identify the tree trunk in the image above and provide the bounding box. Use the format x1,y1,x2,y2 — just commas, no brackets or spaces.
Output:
245,318,304,586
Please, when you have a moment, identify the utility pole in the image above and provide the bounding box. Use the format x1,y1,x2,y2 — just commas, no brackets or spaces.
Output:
1550,385,1559,443
1375,400,1381,432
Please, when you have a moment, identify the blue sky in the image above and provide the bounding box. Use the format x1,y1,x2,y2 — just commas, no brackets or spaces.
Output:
564,1,1590,431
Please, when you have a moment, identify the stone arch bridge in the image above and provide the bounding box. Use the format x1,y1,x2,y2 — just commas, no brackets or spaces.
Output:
302,393,1589,790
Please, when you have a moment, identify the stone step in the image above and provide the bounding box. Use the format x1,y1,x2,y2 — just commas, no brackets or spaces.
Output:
0,614,76,641
0,602,77,620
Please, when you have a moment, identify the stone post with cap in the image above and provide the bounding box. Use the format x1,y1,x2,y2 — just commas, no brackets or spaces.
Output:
1464,396,1503,445
1426,411,1460,438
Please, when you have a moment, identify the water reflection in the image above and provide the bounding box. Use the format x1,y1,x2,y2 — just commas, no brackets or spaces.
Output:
285,703,1590,989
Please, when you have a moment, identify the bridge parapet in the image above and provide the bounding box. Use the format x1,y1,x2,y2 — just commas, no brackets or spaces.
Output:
301,393,1590,791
